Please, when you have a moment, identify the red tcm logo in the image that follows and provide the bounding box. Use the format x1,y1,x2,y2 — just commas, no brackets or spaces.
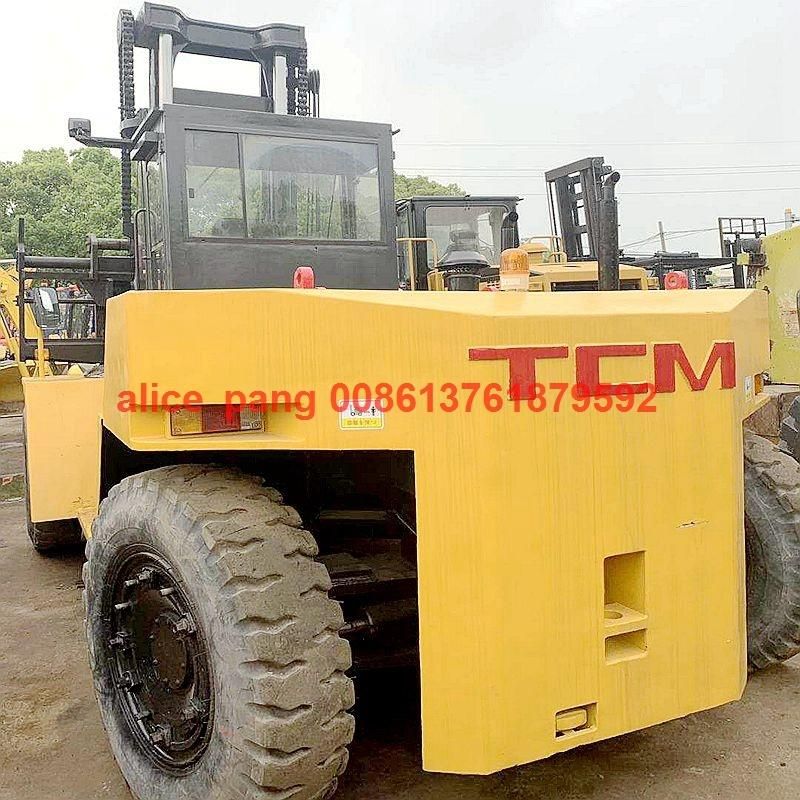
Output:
468,342,736,399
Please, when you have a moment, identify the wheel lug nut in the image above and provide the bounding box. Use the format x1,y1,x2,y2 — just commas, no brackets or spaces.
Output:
183,699,203,721
173,616,196,635
149,725,171,745
119,671,141,690
138,568,154,584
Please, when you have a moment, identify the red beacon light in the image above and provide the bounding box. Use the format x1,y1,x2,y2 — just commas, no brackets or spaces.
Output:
664,270,689,290
293,266,316,289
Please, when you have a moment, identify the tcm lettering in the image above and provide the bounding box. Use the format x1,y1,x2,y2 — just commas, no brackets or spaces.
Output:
468,342,736,399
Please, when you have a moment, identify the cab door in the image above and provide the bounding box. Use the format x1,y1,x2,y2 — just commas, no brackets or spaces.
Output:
135,156,168,290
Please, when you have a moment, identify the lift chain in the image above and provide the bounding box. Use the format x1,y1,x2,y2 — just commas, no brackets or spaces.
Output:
118,9,136,240
289,48,310,117
118,10,136,121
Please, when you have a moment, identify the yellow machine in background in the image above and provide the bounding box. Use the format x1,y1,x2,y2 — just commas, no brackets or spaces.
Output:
754,225,800,383
0,260,55,405
717,222,800,443
520,238,654,291
747,224,800,472
0,260,86,408
425,237,654,292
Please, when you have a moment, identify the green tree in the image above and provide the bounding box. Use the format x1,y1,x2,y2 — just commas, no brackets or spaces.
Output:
0,147,121,258
394,173,464,199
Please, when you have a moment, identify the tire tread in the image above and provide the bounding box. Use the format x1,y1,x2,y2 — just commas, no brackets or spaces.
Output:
744,433,800,669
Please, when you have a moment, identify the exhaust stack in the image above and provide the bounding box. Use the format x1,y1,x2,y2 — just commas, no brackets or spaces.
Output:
598,171,621,291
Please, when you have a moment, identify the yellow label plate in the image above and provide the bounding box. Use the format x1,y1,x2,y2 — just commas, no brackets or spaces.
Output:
338,401,384,430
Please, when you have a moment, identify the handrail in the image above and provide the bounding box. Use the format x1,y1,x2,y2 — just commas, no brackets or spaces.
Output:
521,235,569,264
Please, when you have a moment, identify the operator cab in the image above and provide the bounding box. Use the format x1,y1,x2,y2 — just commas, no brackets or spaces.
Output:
395,196,521,290
135,108,395,290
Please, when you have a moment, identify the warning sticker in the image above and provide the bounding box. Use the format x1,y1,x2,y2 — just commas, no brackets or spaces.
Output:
744,374,754,403
339,402,384,430
779,306,800,338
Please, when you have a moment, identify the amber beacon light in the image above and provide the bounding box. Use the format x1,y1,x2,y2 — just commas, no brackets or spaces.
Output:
499,247,531,292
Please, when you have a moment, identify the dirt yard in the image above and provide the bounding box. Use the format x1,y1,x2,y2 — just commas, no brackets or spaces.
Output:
0,414,797,800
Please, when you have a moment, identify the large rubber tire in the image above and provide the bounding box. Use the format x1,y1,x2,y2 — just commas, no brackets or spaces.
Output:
744,433,800,670
84,465,354,800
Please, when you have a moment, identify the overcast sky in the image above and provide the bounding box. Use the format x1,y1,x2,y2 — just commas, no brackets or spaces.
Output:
3,0,798,253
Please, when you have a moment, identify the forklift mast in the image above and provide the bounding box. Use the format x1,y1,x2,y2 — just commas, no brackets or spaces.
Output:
544,156,740,288
132,3,314,116
545,156,611,261
116,3,318,241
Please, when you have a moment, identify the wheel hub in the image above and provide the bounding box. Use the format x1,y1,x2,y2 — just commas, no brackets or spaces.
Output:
151,613,190,690
104,547,213,772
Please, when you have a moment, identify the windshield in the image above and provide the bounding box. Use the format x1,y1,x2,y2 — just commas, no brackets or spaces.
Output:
185,130,382,241
424,205,510,268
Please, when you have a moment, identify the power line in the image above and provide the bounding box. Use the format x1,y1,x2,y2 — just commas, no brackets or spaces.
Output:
513,187,800,198
621,220,789,249
622,232,673,248
623,230,717,249
397,163,800,174
400,140,800,148
621,187,800,196
610,163,800,172
621,227,718,249
623,166,800,175
396,168,800,181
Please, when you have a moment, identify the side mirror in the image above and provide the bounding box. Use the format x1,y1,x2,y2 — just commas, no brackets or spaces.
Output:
29,286,63,333
68,118,92,140
33,286,56,310
500,211,520,251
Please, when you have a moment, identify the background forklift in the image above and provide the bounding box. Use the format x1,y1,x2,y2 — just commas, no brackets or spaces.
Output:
396,195,521,289
0,259,94,408
15,5,800,800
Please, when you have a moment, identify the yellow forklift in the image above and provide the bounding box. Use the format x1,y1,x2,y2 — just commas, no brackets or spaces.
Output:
17,5,798,800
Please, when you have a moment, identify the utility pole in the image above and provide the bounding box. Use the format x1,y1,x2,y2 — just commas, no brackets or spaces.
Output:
658,220,666,252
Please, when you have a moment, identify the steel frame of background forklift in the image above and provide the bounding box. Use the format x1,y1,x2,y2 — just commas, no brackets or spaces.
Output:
15,5,799,800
